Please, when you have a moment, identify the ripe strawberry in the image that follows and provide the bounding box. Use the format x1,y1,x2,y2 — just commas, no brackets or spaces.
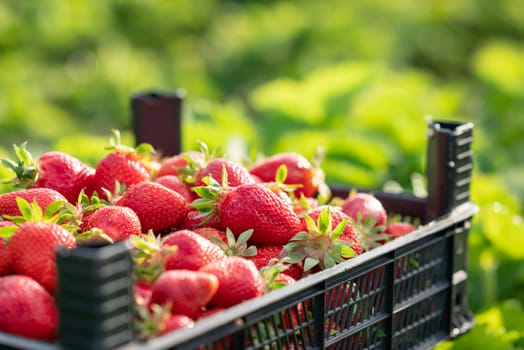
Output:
247,245,285,270
8,221,77,294
34,151,95,203
163,229,226,271
194,158,255,187
160,315,195,335
0,275,58,340
1,144,95,204
150,269,219,319
180,209,221,230
384,221,416,239
81,205,142,242
284,206,360,274
192,226,228,244
0,188,67,217
194,181,303,246
157,151,204,178
0,221,16,276
249,152,326,198
91,131,154,198
200,256,265,308
341,192,387,227
307,206,363,256
340,192,389,251
118,181,189,233
155,175,194,203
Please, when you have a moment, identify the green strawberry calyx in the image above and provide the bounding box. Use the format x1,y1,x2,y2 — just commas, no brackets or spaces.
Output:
210,228,257,257
284,206,356,272
0,142,39,188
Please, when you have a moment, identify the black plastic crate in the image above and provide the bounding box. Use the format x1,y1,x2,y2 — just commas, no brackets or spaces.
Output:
0,91,477,350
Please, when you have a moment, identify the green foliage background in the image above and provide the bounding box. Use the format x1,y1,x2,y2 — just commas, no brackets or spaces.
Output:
1,1,524,347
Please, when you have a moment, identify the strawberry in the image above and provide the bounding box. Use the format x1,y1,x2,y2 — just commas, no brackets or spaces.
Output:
8,221,77,294
0,221,16,276
35,151,95,203
81,205,142,242
249,152,326,198
0,188,67,217
155,175,194,203
163,229,226,271
118,181,189,233
340,192,389,251
341,192,387,227
157,151,204,178
193,179,303,246
91,130,154,198
192,226,228,244
200,256,265,308
384,221,416,239
247,245,303,281
284,206,360,274
307,206,363,256
194,158,255,187
0,275,58,340
135,301,195,339
160,315,195,334
180,209,221,230
1,144,95,204
150,269,219,319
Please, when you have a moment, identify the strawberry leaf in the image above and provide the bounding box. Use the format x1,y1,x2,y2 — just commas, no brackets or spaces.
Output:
317,207,332,235
332,218,348,240
304,257,319,271
16,197,34,221
275,164,288,184
0,225,18,238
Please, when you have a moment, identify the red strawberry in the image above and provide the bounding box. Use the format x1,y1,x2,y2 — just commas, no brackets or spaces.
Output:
159,315,195,335
34,151,95,203
0,221,16,276
249,152,325,198
135,282,154,307
163,229,226,271
118,181,189,233
155,175,194,203
8,222,77,294
0,188,67,217
150,269,219,319
200,256,265,308
307,206,362,256
82,205,142,242
91,131,154,198
384,222,416,239
248,246,304,281
1,144,95,204
341,192,389,251
192,226,228,244
157,151,204,178
341,192,387,227
248,245,285,270
196,182,303,246
181,209,221,230
0,275,58,340
195,158,255,187
284,206,360,274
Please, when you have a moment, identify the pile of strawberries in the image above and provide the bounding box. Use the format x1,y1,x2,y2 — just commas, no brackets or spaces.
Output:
0,131,416,341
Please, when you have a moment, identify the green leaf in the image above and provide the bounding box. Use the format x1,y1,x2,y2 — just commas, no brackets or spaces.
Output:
303,215,316,232
332,217,348,239
275,164,288,184
16,198,34,220
236,229,254,245
0,225,18,238
317,207,331,234
340,244,356,259
304,257,319,271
